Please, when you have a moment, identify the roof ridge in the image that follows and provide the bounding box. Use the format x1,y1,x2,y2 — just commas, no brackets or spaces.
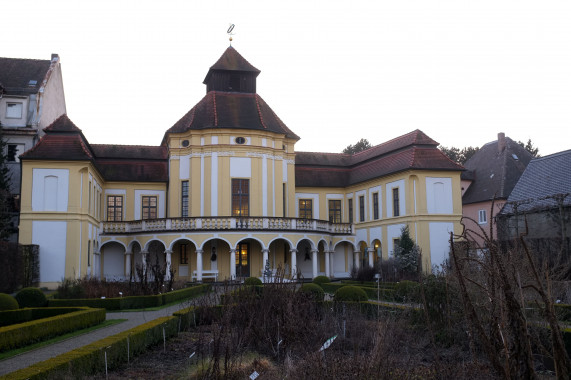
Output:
212,91,218,127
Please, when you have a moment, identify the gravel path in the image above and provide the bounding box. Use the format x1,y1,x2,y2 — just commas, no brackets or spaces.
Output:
0,300,198,376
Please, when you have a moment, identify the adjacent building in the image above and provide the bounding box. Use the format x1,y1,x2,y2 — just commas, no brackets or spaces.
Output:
18,47,464,288
0,54,67,195
461,133,533,247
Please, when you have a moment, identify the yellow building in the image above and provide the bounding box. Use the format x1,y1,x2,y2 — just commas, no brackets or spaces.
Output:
18,47,464,288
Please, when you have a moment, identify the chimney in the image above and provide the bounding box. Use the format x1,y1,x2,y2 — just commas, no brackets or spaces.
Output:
51,54,59,62
498,132,506,153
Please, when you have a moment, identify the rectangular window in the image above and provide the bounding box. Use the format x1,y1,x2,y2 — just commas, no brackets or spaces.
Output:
393,238,401,254
180,244,188,264
478,209,487,224
329,200,341,223
359,195,365,222
348,198,354,223
107,195,123,221
142,196,157,219
6,144,24,162
6,102,23,118
299,199,313,219
393,188,400,217
373,192,379,220
181,181,189,217
232,179,249,216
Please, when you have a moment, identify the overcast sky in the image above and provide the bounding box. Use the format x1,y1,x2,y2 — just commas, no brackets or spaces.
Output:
4,0,571,155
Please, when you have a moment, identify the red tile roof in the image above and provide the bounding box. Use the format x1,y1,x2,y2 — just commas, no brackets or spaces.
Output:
295,130,463,187
21,115,168,182
166,91,299,140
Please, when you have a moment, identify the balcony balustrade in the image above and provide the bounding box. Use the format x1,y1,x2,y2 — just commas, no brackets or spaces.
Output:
102,216,353,235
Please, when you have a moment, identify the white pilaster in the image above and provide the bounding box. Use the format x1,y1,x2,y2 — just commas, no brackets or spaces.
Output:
325,251,331,277
262,248,269,274
368,248,374,268
354,251,360,270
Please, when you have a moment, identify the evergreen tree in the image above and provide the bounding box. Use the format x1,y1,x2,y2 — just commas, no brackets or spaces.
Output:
394,226,420,274
343,138,372,155
517,139,540,157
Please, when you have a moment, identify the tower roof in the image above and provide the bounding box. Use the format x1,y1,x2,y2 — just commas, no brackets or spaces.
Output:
203,46,260,84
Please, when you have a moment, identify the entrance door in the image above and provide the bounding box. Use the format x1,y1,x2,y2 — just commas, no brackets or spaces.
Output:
236,243,250,278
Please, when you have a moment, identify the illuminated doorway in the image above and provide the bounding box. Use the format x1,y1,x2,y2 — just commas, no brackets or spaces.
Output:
236,242,250,278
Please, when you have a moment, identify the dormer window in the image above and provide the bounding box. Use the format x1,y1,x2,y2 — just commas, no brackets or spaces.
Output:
6,103,23,119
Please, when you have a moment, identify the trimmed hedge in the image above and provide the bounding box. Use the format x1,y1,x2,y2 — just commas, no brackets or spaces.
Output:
0,307,86,327
319,282,395,301
334,286,368,302
0,307,105,352
0,293,18,311
244,277,263,286
555,304,571,322
47,284,210,310
2,316,178,380
341,280,398,289
174,305,224,330
313,276,331,285
300,283,325,302
15,288,47,308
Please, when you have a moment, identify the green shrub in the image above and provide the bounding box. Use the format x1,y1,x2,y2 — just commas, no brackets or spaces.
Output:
319,282,347,294
15,287,47,308
0,293,18,311
312,276,331,285
4,316,177,379
300,283,325,302
334,285,368,303
244,277,262,286
0,307,105,352
394,280,419,302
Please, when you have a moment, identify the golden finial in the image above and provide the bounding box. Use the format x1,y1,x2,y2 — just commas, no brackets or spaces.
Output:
227,24,235,46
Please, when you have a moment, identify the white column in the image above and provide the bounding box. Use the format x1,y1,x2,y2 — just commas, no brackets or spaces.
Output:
262,248,269,276
311,249,318,279
196,249,204,281
354,251,360,270
230,248,237,279
141,250,148,272
325,251,331,277
290,249,298,279
368,248,374,268
165,250,172,280
125,252,132,278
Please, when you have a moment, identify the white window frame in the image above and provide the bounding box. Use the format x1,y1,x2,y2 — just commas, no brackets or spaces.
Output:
6,102,23,119
478,209,487,224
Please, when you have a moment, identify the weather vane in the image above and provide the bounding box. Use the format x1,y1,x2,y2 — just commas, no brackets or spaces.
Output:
227,24,235,46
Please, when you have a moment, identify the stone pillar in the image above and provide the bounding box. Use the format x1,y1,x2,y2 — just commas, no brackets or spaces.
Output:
230,248,237,280
125,251,132,278
196,249,204,282
311,249,319,279
325,250,331,277
290,249,298,279
368,248,374,268
354,251,360,270
165,250,172,280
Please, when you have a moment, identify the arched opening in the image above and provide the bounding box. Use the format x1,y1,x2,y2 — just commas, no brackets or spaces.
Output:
295,239,314,279
234,238,263,279
202,239,231,281
268,238,292,277
332,241,354,278
101,241,125,281
171,239,197,281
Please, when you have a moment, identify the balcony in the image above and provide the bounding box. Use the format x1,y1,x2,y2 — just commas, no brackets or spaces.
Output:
101,216,354,235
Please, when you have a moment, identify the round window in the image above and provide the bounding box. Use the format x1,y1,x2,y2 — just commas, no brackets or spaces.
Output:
235,137,246,144
181,140,189,147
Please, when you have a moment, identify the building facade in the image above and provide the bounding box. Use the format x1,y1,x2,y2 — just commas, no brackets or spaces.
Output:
18,47,463,288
